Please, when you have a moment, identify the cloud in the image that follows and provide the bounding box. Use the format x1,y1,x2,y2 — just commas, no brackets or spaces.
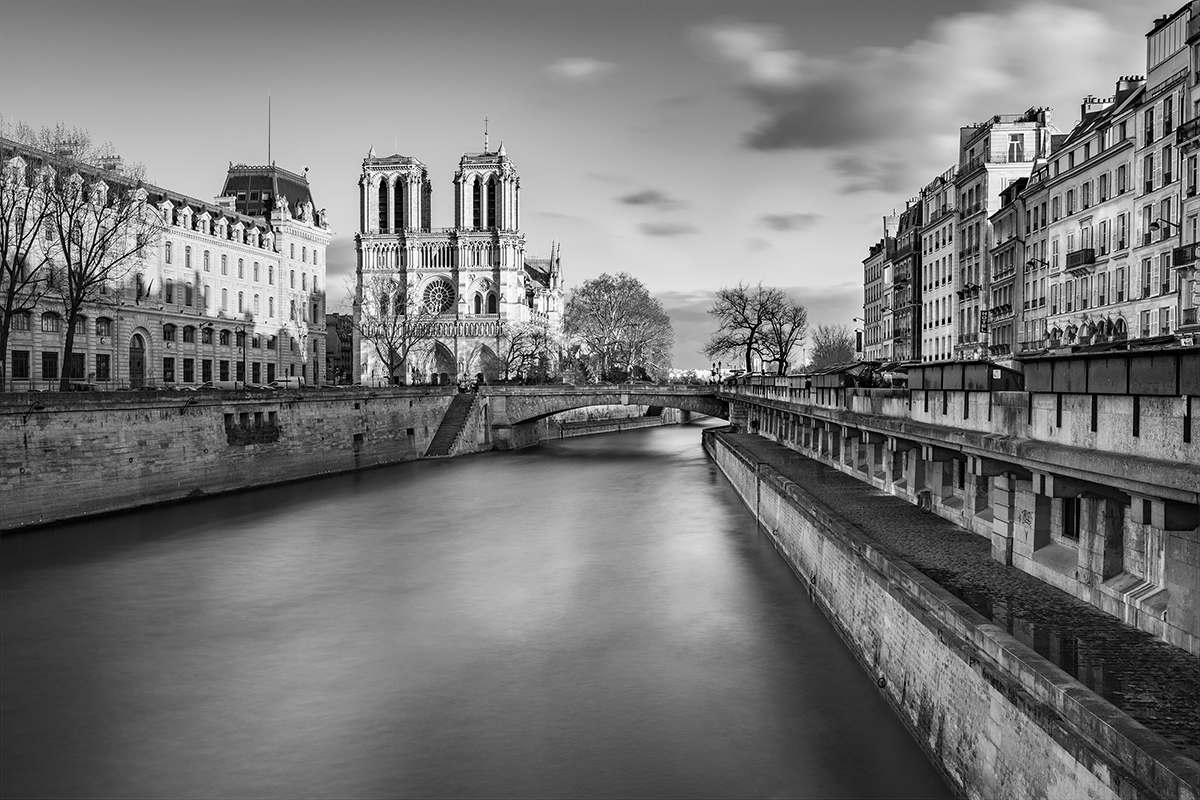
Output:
640,222,697,237
587,172,631,185
545,57,616,83
693,1,1146,192
758,212,819,231
619,189,688,210
748,238,772,251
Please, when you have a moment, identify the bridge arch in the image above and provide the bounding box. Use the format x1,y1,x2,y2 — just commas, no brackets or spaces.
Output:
484,386,727,426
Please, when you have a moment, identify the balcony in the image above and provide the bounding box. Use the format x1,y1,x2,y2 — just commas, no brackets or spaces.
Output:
1173,243,1198,266
957,332,979,344
1177,116,1200,144
990,303,1014,319
1065,247,1096,275
1183,307,1198,326
1144,180,1155,194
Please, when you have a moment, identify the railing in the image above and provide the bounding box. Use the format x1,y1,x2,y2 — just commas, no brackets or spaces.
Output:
1184,307,1198,326
957,332,979,344
1173,244,1198,266
1177,116,1200,143
1065,248,1096,272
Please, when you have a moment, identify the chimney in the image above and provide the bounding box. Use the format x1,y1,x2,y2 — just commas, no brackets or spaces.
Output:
1080,95,1114,119
1114,75,1145,103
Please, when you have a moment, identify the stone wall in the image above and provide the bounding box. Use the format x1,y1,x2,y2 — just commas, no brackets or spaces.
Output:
704,429,1197,800
1,388,462,531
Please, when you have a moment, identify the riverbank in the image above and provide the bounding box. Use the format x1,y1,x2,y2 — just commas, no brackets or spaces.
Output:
703,427,1199,800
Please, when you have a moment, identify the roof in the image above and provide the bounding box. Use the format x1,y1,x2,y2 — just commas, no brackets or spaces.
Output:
220,163,316,220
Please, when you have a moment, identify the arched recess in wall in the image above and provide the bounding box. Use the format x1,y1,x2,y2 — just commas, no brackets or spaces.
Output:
377,178,388,232
487,175,497,229
472,176,483,229
473,293,483,314
394,177,405,231
487,293,498,314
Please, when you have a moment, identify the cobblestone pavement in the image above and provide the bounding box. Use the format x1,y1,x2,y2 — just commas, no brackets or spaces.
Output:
720,431,1200,761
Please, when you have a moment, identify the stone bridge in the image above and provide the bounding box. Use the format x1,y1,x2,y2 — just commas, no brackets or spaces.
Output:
481,384,727,449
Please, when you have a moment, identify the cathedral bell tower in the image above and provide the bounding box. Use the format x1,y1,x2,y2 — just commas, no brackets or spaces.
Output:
453,142,519,232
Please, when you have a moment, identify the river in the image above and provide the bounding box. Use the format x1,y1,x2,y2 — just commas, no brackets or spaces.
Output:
1,422,952,799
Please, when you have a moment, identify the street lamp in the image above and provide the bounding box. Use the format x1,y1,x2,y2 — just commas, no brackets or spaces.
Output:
1149,218,1181,235
1026,258,1050,268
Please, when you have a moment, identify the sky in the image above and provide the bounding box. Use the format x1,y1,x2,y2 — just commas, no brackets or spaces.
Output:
0,0,1182,368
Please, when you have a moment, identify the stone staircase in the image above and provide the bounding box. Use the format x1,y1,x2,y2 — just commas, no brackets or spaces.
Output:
424,392,477,457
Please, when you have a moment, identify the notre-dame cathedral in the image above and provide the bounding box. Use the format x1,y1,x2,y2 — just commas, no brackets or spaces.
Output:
354,140,563,385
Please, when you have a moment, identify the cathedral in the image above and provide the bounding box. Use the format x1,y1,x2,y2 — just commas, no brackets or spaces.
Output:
354,140,563,385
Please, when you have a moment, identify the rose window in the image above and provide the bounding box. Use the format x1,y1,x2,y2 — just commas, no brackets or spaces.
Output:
423,279,455,314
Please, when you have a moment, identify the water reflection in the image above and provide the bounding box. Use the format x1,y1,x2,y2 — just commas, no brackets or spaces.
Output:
2,424,951,799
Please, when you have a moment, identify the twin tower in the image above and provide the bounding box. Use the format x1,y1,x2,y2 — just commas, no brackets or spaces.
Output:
357,143,519,235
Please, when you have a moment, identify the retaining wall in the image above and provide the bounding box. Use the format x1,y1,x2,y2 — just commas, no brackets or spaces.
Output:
704,429,1198,800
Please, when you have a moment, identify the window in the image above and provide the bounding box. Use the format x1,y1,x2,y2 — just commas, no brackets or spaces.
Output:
163,357,175,383
220,329,231,346
290,299,296,320
42,351,58,380
221,288,228,311
182,326,196,343
1099,173,1109,202
1163,145,1174,183
1007,133,1024,162
202,359,213,383
1117,164,1127,193
1082,182,1091,209
11,311,30,331
1116,266,1126,301
290,269,295,288
1051,196,1061,221
269,265,274,285
202,327,214,344
203,250,210,271
185,246,192,269
253,294,260,315
165,279,174,304
1144,154,1154,192
185,282,194,306
221,254,228,275
302,273,308,290
1144,108,1155,144
1098,220,1108,255
290,243,295,259
11,350,30,379
302,246,307,263
163,324,177,342
269,297,275,317
253,263,260,282
1164,96,1174,134
95,353,110,381
41,312,60,332
165,241,173,264
183,358,195,383
238,258,244,278
238,292,244,313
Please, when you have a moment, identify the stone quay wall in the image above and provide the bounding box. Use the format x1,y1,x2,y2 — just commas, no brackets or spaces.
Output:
0,388,466,531
704,428,1197,800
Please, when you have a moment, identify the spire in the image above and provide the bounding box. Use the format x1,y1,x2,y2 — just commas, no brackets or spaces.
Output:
497,141,506,157
484,115,489,152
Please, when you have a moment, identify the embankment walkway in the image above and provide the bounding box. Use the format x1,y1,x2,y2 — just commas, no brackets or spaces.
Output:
714,429,1199,762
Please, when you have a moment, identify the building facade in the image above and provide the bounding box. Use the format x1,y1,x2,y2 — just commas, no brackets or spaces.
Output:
1,137,329,389
325,312,355,385
919,167,958,362
986,178,1026,359
862,215,897,362
354,143,563,385
891,200,923,362
954,109,1060,360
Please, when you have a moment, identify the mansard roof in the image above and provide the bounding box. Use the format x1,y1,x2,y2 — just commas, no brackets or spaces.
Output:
221,163,316,219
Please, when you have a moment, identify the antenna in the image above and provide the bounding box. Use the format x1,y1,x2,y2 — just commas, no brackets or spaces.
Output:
484,115,489,152
268,95,272,165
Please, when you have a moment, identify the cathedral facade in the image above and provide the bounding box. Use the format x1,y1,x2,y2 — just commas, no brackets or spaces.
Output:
354,143,562,385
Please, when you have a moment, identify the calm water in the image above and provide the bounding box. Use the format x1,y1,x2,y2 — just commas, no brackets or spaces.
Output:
1,424,951,799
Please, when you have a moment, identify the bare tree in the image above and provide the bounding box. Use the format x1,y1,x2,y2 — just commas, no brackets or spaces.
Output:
809,324,856,369
493,320,558,383
0,143,53,391
563,272,673,381
351,273,441,385
703,282,786,374
759,293,808,375
5,125,162,390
